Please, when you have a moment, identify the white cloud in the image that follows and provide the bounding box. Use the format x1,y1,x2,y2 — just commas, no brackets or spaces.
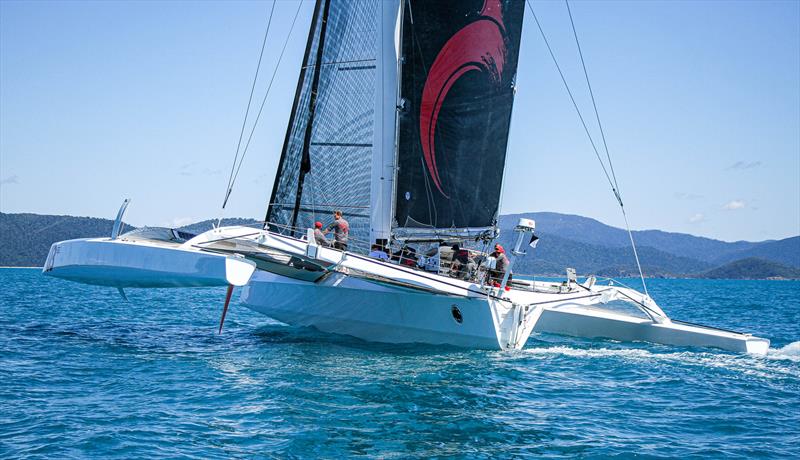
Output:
688,213,705,223
726,161,762,171
178,162,197,176
722,200,746,210
0,174,19,185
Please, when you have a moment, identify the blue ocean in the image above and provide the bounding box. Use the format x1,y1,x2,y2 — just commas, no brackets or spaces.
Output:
1,268,798,458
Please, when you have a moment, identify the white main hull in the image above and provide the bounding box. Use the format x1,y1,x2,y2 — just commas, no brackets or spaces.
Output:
241,270,770,354
242,271,505,348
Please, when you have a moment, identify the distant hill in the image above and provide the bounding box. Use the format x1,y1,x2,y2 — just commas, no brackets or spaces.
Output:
495,232,711,277
2,211,798,280
698,257,800,280
0,213,134,267
500,212,798,268
711,236,800,269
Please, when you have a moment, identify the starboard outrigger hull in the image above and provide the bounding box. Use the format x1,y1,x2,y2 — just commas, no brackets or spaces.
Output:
534,306,769,354
44,238,231,288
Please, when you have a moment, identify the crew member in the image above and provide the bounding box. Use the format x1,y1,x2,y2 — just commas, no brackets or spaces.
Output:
325,210,349,251
450,244,474,280
313,221,329,247
488,243,511,287
393,246,417,267
368,244,389,260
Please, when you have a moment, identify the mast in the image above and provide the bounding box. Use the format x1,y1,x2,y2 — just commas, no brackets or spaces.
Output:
369,0,402,244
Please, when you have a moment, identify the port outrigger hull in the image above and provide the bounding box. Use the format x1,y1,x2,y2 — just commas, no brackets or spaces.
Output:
43,227,257,288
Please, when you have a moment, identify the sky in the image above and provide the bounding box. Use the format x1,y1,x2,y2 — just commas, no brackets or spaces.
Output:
1,0,798,242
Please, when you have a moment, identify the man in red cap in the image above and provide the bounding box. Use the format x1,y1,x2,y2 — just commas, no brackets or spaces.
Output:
313,221,329,247
488,243,511,287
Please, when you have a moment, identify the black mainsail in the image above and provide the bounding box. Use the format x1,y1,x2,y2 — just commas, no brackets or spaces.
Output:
266,0,381,252
393,0,525,241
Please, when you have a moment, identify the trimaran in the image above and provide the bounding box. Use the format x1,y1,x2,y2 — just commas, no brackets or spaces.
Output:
43,0,769,354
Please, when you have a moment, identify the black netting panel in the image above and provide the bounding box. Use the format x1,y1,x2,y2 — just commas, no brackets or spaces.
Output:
268,0,377,253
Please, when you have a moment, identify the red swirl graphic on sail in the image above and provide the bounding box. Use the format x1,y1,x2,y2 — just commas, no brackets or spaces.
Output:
419,0,508,198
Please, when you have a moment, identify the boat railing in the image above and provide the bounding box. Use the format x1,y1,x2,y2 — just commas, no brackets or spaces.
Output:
250,221,505,284
214,221,653,296
220,221,624,293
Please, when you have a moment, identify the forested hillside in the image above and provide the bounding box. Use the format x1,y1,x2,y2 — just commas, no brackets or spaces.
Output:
699,258,800,280
0,213,134,266
500,212,800,269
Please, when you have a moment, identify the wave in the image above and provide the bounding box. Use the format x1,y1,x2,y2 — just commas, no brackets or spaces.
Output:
769,341,800,362
520,343,800,379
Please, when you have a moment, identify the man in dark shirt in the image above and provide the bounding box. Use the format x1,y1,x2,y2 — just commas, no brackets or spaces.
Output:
392,246,418,267
450,243,474,280
325,210,350,251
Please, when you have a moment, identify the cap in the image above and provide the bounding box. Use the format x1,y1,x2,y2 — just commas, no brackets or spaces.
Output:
314,221,322,228
494,244,505,253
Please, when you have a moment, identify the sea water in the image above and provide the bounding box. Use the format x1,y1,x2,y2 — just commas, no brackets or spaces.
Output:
1,268,798,458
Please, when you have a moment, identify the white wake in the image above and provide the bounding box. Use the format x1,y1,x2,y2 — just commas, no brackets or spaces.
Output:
769,341,800,362
519,342,800,379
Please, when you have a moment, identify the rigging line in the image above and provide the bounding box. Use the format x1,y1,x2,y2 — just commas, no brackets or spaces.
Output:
565,0,620,197
563,0,648,296
418,155,437,228
222,0,276,212
495,76,522,236
527,0,649,296
406,0,430,76
227,1,305,202
621,202,649,296
524,0,614,193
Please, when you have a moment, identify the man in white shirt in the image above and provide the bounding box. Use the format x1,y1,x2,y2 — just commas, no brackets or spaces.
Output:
368,244,389,261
